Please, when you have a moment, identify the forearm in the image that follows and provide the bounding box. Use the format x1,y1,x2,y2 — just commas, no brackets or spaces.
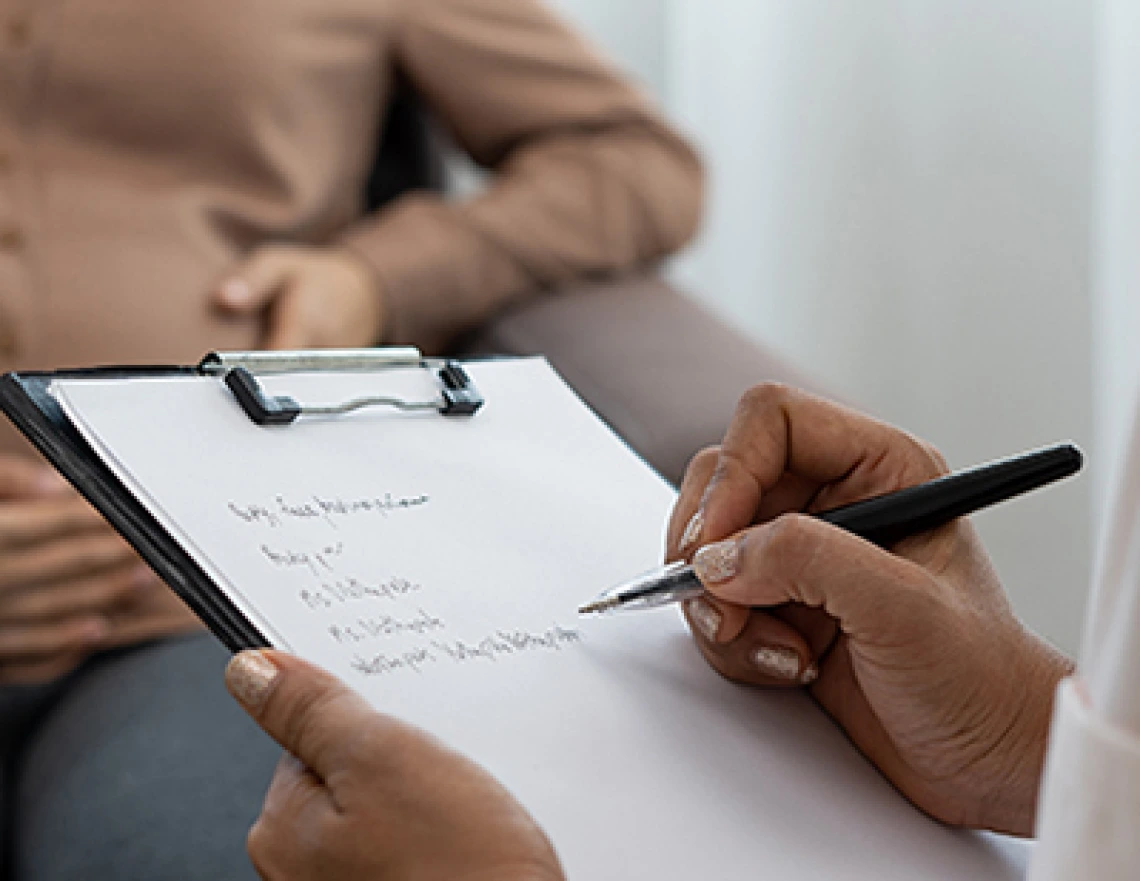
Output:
339,0,704,353
338,121,702,351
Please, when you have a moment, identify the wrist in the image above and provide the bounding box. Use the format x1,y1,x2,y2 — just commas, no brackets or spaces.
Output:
978,629,1074,835
331,246,388,345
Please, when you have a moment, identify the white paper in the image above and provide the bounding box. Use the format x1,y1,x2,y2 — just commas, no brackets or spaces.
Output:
52,358,1026,879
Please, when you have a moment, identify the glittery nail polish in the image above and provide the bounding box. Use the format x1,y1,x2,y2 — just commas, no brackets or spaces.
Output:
678,510,704,556
749,646,803,682
685,596,722,642
692,538,740,584
225,651,279,710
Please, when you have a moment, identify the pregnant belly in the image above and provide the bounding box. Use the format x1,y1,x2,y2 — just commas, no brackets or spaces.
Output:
0,237,262,457
37,242,262,368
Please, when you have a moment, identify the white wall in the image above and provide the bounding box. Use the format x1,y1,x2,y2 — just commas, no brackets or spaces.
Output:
665,2,1097,653
544,0,667,94
553,0,1099,653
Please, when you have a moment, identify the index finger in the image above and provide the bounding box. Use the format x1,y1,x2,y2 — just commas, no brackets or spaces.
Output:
699,384,946,547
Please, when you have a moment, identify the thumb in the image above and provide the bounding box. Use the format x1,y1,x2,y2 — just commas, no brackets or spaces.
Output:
225,649,381,780
215,248,292,313
693,513,934,640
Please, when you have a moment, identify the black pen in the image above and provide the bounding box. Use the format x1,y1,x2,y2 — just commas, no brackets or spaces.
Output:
578,442,1083,616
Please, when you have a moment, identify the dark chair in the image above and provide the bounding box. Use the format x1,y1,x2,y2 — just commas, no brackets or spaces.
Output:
363,84,446,212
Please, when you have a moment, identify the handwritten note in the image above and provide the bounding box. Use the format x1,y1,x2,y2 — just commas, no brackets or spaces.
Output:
52,359,1027,880
223,485,584,678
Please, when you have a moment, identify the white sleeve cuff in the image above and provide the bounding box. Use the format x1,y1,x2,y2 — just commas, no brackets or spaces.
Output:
1029,677,1140,880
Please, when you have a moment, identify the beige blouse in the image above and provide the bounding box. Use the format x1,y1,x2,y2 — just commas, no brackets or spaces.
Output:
0,0,703,452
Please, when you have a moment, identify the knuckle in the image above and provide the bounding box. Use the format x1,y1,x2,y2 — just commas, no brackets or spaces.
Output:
689,446,721,474
276,681,355,757
758,514,820,575
276,682,335,742
763,512,813,552
894,433,950,481
737,382,790,417
918,439,951,476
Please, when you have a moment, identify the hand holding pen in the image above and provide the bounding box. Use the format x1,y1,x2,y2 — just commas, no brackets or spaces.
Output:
582,382,1080,685
581,436,1080,621
641,384,1076,834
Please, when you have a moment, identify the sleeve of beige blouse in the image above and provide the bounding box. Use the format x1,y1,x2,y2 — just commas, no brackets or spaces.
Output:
336,0,705,353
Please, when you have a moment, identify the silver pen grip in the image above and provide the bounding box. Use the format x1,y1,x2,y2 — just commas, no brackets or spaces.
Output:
579,561,704,615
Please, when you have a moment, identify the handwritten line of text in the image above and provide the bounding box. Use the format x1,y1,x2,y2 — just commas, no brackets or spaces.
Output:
228,493,430,529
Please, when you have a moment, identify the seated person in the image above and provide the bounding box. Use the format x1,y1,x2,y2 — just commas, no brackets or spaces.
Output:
1,0,701,875
0,0,701,685
223,384,1081,879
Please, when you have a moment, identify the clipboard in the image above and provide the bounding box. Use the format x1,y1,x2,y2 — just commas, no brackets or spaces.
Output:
0,348,484,654
0,349,1029,879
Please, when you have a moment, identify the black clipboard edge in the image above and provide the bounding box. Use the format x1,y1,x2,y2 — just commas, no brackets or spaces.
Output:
0,368,269,653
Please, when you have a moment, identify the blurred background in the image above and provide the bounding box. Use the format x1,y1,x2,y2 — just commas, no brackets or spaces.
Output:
502,0,1137,657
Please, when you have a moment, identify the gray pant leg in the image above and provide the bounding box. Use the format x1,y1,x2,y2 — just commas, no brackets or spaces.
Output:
1,683,62,880
13,633,278,881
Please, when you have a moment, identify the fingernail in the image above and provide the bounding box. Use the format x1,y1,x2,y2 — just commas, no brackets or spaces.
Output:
801,663,820,686
220,278,251,305
225,650,279,710
749,645,804,682
35,469,69,495
678,510,704,556
685,596,722,642
692,538,740,585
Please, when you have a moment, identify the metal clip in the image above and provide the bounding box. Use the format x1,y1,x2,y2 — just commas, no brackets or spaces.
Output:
199,349,485,426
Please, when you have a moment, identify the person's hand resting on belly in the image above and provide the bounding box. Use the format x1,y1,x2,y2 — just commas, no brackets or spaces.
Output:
214,245,385,350
0,454,197,685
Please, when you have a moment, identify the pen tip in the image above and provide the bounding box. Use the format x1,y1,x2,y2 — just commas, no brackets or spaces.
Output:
578,597,619,616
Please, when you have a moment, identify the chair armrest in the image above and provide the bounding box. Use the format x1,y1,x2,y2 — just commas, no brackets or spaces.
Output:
457,273,822,486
